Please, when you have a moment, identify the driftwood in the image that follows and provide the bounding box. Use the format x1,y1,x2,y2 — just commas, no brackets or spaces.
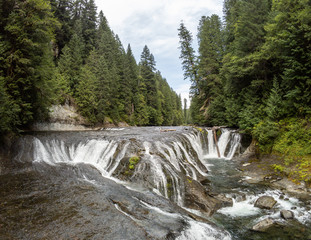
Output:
160,129,176,132
213,128,221,158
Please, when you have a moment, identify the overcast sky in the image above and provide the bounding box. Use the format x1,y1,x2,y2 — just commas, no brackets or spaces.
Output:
94,0,224,105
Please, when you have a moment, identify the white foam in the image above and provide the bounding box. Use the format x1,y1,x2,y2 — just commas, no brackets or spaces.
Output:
218,198,261,217
176,218,231,240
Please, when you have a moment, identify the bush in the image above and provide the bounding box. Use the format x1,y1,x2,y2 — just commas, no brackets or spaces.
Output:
252,120,279,152
270,117,311,184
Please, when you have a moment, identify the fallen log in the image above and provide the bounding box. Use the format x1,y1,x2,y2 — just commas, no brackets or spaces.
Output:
213,128,221,158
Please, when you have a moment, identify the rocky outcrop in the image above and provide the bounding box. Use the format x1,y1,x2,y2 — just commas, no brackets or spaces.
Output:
32,104,90,131
184,180,221,216
252,218,275,232
280,210,294,219
214,194,233,208
254,196,277,209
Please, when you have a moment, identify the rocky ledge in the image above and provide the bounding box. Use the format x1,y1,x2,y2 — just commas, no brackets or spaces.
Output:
236,143,311,200
31,104,129,131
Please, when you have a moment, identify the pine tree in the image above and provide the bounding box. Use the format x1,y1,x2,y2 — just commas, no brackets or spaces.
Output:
262,0,311,116
126,44,139,122
196,14,224,124
81,0,97,55
0,0,59,131
178,22,197,89
50,0,72,55
140,45,160,125
57,20,85,93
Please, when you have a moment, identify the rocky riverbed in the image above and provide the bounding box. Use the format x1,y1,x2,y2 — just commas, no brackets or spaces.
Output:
1,127,310,239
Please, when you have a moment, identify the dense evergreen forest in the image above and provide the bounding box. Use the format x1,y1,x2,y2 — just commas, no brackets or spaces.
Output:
0,0,183,136
179,0,311,182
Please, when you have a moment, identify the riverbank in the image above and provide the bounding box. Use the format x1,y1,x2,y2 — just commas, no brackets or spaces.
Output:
236,148,311,200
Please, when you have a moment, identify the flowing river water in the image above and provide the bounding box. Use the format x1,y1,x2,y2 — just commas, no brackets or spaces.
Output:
0,126,310,239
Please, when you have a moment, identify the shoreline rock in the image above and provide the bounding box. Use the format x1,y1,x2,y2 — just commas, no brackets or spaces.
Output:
280,210,294,220
252,218,275,232
254,196,277,209
236,148,311,199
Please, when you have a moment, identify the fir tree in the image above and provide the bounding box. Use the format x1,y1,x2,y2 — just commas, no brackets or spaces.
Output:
0,0,59,132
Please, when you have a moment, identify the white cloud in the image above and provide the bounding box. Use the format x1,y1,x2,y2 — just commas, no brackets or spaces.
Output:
95,0,223,95
175,83,192,109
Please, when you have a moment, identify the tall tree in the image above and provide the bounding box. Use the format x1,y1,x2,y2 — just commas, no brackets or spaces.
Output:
178,22,197,90
196,14,224,124
0,0,59,132
49,0,72,56
140,45,161,125
262,0,311,116
81,0,97,55
57,20,85,93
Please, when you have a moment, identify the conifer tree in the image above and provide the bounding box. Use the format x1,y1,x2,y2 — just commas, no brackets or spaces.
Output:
50,0,72,55
57,20,85,93
178,22,197,90
0,0,59,132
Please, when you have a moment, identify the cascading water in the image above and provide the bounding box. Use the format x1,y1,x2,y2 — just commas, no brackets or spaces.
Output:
2,127,310,240
204,128,241,159
28,127,241,206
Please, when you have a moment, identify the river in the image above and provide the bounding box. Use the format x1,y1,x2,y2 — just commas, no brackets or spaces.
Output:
0,127,310,239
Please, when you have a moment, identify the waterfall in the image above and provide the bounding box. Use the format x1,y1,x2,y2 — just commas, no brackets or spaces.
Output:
18,127,242,207
204,128,241,159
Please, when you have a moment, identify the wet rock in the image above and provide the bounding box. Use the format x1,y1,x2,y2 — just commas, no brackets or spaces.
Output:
231,193,246,202
254,196,277,209
214,194,233,207
280,210,294,219
184,180,221,216
200,178,211,186
252,218,275,232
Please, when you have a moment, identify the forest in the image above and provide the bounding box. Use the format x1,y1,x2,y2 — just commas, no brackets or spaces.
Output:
0,0,183,136
178,0,311,181
1,0,311,181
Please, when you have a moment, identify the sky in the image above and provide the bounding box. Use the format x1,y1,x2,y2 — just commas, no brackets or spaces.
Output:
94,0,224,106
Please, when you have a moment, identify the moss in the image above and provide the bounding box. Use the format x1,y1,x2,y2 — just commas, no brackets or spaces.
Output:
257,117,311,184
194,127,203,132
129,156,140,170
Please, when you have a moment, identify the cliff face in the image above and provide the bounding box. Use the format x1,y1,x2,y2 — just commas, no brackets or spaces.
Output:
31,104,130,131
31,104,90,131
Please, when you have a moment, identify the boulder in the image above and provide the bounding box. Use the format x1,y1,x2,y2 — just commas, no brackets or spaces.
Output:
252,218,275,232
280,210,294,219
184,180,221,216
254,196,277,209
214,194,233,208
231,193,247,202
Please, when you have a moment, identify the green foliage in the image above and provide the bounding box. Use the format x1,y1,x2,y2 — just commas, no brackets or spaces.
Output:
0,0,182,139
129,156,140,170
0,77,20,133
270,117,311,183
75,65,98,123
178,22,198,87
273,117,311,156
0,0,59,135
252,120,279,152
178,0,311,183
